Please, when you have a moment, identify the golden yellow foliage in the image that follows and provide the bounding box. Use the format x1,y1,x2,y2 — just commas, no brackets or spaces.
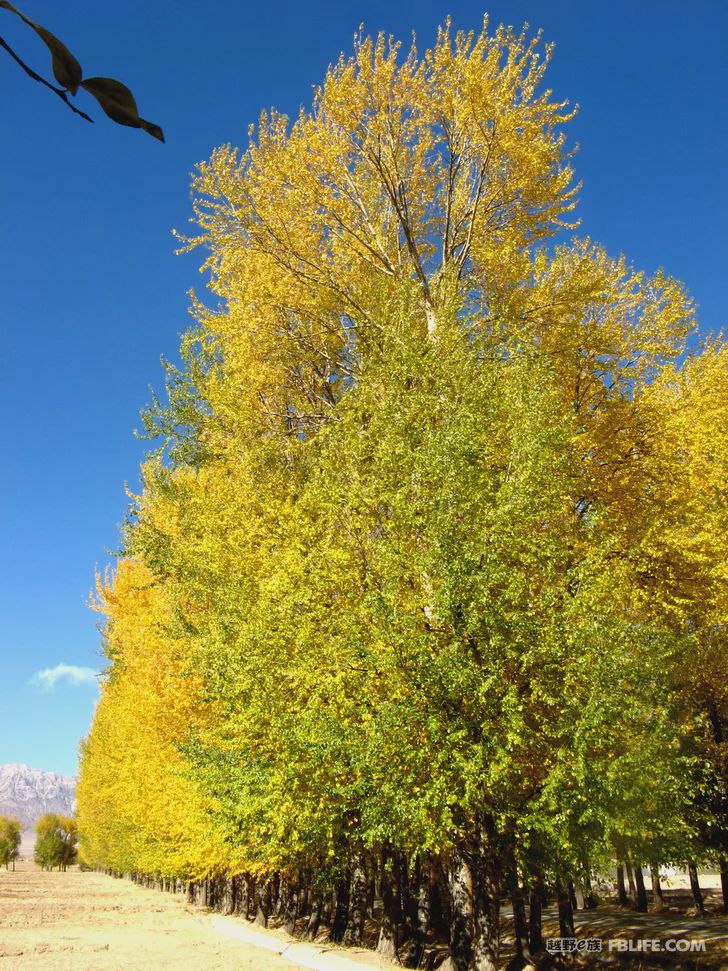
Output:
78,558,230,878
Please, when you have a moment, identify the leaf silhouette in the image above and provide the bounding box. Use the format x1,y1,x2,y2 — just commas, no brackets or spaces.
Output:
0,0,82,93
1,2,164,139
81,77,165,142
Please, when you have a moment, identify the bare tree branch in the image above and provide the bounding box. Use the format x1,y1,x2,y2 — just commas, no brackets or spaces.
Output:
0,34,93,122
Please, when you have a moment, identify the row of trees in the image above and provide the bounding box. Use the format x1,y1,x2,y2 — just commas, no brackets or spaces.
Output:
77,17,727,970
0,816,21,869
34,813,78,871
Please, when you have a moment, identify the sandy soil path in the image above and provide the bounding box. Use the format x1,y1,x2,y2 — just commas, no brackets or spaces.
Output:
0,861,300,970
5,860,728,970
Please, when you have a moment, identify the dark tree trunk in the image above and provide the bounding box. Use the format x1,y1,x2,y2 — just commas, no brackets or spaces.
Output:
556,880,575,939
255,878,270,926
448,844,474,971
232,876,241,915
687,860,704,914
372,851,383,918
625,859,637,905
430,859,451,940
416,855,433,936
503,835,529,964
400,855,420,941
377,851,404,961
245,877,256,919
321,887,333,927
528,871,544,955
616,864,628,906
274,874,284,917
471,815,501,971
305,891,323,941
220,876,233,914
330,877,349,943
510,879,529,963
235,875,250,918
284,880,299,935
633,864,648,913
720,858,728,914
568,880,578,912
650,867,664,912
277,877,287,920
299,873,309,920
366,858,376,920
344,848,367,946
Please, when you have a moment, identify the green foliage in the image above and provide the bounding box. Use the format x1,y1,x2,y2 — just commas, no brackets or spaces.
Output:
34,813,78,871
76,15,726,965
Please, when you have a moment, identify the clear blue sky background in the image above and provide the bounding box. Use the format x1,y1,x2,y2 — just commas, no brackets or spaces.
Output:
1,0,726,778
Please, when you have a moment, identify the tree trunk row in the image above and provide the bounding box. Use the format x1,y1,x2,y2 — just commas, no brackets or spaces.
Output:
96,842,727,969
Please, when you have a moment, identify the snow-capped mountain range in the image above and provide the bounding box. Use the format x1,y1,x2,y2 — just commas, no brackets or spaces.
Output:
0,763,76,830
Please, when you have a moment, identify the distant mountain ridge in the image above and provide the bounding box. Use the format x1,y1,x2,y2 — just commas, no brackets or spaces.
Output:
0,763,76,830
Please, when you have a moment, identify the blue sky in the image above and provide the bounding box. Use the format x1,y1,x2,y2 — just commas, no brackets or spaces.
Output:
1,0,726,777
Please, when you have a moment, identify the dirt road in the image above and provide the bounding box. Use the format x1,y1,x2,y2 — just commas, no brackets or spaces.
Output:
4,860,728,970
0,861,298,970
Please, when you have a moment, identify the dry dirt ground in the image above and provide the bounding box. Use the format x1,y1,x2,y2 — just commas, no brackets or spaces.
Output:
0,860,301,970
4,861,728,971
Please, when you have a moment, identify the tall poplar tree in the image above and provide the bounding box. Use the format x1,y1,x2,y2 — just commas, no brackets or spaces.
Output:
77,16,723,970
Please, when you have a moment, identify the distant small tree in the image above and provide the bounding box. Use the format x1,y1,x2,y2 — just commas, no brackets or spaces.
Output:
34,813,78,870
34,813,62,870
0,815,22,870
58,816,78,870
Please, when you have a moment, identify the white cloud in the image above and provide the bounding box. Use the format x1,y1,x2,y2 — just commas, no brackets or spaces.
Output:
32,663,99,692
